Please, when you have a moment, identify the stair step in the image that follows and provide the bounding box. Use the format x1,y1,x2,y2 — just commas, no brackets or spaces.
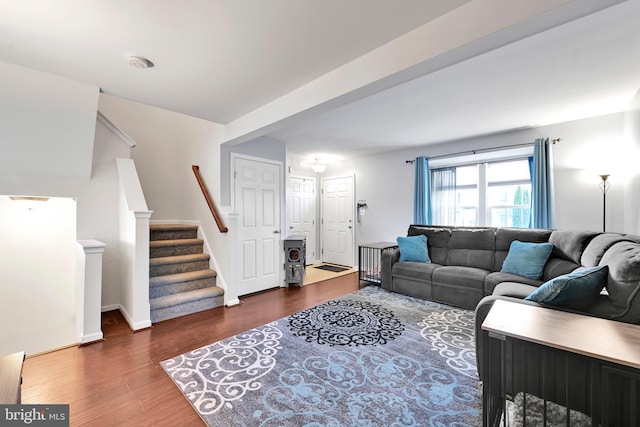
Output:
150,286,225,323
148,224,221,323
149,238,203,258
149,253,210,277
150,268,217,286
150,269,217,298
150,223,198,241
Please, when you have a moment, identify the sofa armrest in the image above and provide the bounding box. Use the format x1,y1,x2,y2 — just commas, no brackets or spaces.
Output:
381,248,400,291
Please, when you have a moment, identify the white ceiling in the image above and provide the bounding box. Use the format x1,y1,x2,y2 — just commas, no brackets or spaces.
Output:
0,0,468,122
270,0,640,160
1,0,639,161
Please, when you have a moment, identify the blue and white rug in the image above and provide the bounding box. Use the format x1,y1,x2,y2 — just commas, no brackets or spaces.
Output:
161,286,481,426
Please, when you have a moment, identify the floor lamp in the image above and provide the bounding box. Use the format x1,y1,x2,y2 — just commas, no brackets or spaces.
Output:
599,174,610,232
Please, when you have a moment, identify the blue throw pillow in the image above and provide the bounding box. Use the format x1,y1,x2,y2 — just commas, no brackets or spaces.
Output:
501,240,553,280
525,265,609,310
397,234,430,263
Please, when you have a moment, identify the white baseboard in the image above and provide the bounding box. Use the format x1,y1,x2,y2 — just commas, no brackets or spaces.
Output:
225,297,240,306
101,304,120,312
105,304,152,330
80,331,104,344
121,305,152,330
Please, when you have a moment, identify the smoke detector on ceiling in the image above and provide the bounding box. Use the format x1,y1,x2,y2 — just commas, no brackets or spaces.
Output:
127,55,154,69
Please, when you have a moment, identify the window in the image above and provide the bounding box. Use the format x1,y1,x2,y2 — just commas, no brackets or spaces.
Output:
431,158,531,227
487,160,531,228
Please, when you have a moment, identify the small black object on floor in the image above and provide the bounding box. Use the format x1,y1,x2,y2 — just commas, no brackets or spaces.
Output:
314,264,349,273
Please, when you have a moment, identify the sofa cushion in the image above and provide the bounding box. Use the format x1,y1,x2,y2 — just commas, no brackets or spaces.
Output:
541,257,580,282
408,225,451,265
484,272,543,295
432,266,488,290
492,282,539,299
397,234,430,263
525,266,608,310
581,233,633,267
390,262,441,301
598,241,640,323
448,228,495,271
432,265,488,309
624,234,640,244
494,228,552,272
391,261,440,282
549,230,599,265
501,240,552,280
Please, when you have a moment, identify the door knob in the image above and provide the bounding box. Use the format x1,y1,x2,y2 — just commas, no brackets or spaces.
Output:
273,230,281,234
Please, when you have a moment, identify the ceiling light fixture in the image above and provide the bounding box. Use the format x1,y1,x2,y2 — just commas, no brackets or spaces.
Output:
127,55,155,69
311,158,327,174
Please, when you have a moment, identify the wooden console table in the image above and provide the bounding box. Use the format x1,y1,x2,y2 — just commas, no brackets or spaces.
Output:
0,351,25,404
481,300,640,426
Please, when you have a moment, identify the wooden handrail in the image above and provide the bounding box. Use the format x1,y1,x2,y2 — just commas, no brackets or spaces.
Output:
192,165,228,233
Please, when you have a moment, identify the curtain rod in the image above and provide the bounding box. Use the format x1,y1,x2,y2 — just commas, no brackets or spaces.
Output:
405,138,561,164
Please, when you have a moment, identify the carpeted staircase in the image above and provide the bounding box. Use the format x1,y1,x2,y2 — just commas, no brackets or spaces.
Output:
149,224,224,323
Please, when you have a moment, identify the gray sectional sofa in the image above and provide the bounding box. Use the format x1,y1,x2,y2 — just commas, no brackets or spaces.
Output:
381,224,640,380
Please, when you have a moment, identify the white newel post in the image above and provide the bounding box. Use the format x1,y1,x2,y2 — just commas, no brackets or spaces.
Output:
224,213,241,306
116,158,153,330
76,239,107,344
131,210,153,330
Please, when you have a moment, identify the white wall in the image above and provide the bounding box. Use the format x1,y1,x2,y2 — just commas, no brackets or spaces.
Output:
0,91,132,315
0,197,78,355
0,61,128,355
220,137,287,205
289,149,413,253
116,158,152,329
0,60,98,180
87,120,133,308
543,113,628,232
99,94,225,220
97,94,230,294
324,112,635,248
623,89,640,235
0,62,128,255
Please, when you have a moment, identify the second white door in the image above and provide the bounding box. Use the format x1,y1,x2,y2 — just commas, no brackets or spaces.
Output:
287,176,316,264
321,175,354,266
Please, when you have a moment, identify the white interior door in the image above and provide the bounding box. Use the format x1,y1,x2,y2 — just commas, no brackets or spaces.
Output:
234,156,282,296
287,176,316,264
321,175,354,266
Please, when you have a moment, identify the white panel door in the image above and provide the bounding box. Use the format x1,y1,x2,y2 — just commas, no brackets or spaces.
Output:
321,175,354,266
287,176,316,264
234,157,281,296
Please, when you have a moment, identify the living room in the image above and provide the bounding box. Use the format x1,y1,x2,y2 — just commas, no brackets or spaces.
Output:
1,1,640,425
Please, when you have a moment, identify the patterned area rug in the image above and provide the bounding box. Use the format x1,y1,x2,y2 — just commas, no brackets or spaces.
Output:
161,286,481,426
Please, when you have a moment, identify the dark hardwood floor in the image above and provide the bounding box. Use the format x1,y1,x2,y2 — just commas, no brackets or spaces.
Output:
22,273,361,426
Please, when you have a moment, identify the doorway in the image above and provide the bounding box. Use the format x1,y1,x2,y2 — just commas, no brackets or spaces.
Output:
321,175,355,267
287,176,316,264
232,155,282,296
